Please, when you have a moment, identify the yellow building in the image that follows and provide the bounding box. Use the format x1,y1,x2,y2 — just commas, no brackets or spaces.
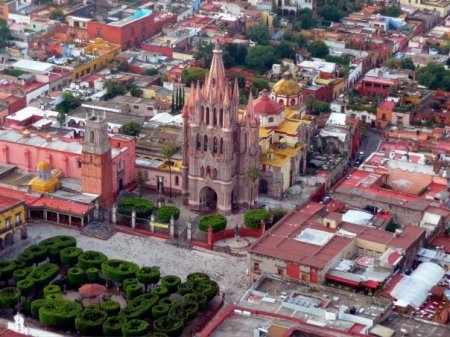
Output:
67,38,121,80
0,197,25,250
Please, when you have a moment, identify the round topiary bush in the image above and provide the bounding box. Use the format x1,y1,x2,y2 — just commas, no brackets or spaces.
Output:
157,206,180,223
39,299,82,328
45,293,63,301
161,275,181,294
123,278,138,289
68,267,84,287
13,260,26,269
31,299,46,318
168,304,188,324
26,262,59,287
86,267,99,283
39,236,77,250
158,296,177,308
136,266,160,288
177,282,193,295
24,245,48,264
43,284,61,297
17,278,34,296
153,316,184,337
183,292,207,310
120,293,159,319
103,316,127,337
102,259,139,283
182,301,198,320
126,284,142,300
13,267,33,283
244,209,270,229
152,286,169,298
78,251,108,270
0,260,17,281
151,304,170,319
60,247,83,266
47,247,61,264
0,287,21,309
100,300,121,316
187,272,210,284
85,304,100,310
198,214,227,233
117,198,154,219
75,308,108,336
18,252,34,266
122,319,149,337
192,280,218,301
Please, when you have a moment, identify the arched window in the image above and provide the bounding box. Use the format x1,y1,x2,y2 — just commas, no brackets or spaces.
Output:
175,176,179,186
213,137,218,154
212,168,218,179
90,131,95,143
200,166,204,177
290,98,296,105
206,166,211,176
278,99,283,104
205,107,210,125
200,106,204,124
220,138,224,154
196,134,201,150
203,135,208,151
268,117,274,123
219,108,224,127
213,108,217,126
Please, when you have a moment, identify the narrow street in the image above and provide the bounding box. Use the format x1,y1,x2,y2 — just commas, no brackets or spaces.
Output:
359,127,382,161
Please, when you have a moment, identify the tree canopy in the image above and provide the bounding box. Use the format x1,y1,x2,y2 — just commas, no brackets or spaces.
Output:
181,67,209,86
245,45,279,74
318,5,346,22
55,92,81,124
307,40,329,58
193,40,214,68
119,121,142,137
104,80,127,99
246,23,270,45
416,63,450,90
129,84,143,97
0,19,11,50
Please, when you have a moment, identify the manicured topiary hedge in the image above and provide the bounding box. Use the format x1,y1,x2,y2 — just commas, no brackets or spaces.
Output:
86,267,99,283
161,275,181,294
68,267,84,286
183,292,207,310
244,209,270,229
24,245,48,264
117,198,154,219
102,259,139,283
60,247,83,266
122,319,149,337
136,266,160,288
182,301,198,320
0,260,16,281
75,308,108,336
153,316,184,337
126,284,142,300
26,262,59,287
157,206,180,223
39,236,76,250
47,248,62,264
158,297,177,308
39,299,82,328
18,252,34,266
103,315,127,336
45,293,63,301
177,282,193,295
78,251,108,270
17,279,34,296
187,272,210,284
198,214,227,233
31,299,46,318
168,304,188,324
43,284,61,297
192,280,218,301
152,286,169,298
152,304,170,319
120,293,159,319
123,278,138,289
13,260,26,269
0,287,21,308
100,300,121,316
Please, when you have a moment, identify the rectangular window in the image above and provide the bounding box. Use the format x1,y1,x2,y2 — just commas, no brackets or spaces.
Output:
277,267,284,276
133,105,139,109
253,262,260,273
5,217,11,229
15,213,21,224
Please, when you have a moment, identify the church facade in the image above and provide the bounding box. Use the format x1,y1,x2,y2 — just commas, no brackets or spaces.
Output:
181,44,260,212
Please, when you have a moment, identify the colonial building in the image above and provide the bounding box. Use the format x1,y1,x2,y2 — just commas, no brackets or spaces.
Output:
182,44,260,212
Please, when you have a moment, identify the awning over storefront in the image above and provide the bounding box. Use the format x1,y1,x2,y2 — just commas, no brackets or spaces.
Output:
325,274,359,287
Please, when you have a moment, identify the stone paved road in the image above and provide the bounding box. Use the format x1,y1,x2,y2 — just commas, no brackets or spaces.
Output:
1,222,249,304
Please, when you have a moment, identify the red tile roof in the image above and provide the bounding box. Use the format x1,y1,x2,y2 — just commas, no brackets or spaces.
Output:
0,195,23,211
253,89,284,116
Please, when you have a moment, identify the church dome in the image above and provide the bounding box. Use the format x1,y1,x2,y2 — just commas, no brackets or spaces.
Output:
37,161,51,171
254,89,284,115
272,72,300,96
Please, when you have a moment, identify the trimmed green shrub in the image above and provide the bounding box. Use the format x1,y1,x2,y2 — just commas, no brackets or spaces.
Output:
198,214,227,233
78,251,108,270
13,267,33,283
100,300,121,316
102,259,139,283
183,292,207,310
244,209,270,229
177,282,193,295
26,262,59,287
31,299,46,318
45,293,63,301
24,245,48,264
159,296,177,308
38,299,82,328
75,308,108,336
161,275,181,294
60,247,83,265
43,284,61,297
152,286,169,298
187,272,210,284
157,206,180,223
122,319,149,337
103,316,127,336
0,260,17,281
13,260,26,269
68,267,84,286
18,252,34,266
86,267,99,283
151,304,170,318
136,266,160,287
85,304,100,310
126,284,142,300
39,236,77,250
17,279,34,296
182,301,198,320
117,198,154,219
192,280,218,301
153,316,184,337
0,287,21,309
123,278,138,289
271,208,286,225
120,293,159,319
47,247,61,264
168,304,188,324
